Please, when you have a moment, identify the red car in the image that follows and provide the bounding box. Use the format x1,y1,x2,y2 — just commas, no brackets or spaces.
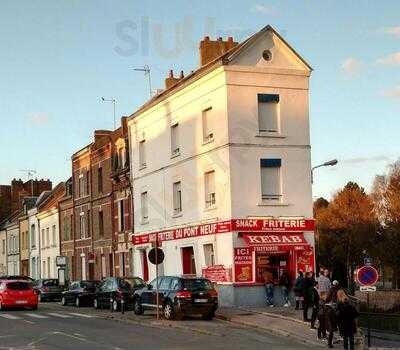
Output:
0,279,38,310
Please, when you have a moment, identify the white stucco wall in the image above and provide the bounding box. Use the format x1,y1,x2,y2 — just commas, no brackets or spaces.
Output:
28,207,41,280
6,223,20,275
0,229,7,276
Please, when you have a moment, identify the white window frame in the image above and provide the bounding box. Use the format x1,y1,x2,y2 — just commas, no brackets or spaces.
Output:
260,159,282,201
257,94,280,134
202,107,214,143
170,123,180,156
80,212,86,239
139,140,146,168
140,191,149,223
204,170,216,209
173,181,182,215
203,243,215,267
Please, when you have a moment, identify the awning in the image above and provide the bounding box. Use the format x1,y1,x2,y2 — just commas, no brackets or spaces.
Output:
242,233,309,252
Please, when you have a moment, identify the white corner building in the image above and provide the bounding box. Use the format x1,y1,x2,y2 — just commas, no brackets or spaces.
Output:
128,25,315,306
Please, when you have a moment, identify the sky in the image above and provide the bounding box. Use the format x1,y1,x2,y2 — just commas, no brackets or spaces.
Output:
0,0,399,200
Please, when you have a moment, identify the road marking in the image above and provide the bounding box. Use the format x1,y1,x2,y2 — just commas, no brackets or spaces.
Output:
47,312,72,318
25,313,49,319
23,319,36,324
0,313,21,320
67,312,95,318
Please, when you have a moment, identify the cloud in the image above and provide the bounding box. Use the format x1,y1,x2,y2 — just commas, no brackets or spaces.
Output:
27,113,50,125
382,85,400,99
250,4,275,14
341,156,392,165
340,57,364,77
383,26,400,38
377,52,400,66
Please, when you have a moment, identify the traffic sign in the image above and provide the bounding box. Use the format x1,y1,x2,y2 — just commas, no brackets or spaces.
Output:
356,265,379,286
360,286,376,292
148,248,165,265
364,257,372,266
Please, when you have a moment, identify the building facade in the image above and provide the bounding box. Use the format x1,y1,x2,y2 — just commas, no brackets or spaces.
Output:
5,212,21,275
0,228,7,276
128,26,315,306
37,184,64,279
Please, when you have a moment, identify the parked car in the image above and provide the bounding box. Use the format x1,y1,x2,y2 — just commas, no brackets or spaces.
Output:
33,279,64,302
61,280,100,307
0,279,38,310
0,275,34,281
94,277,145,311
133,276,218,320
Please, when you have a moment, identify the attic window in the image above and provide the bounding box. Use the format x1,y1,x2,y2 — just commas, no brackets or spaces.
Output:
262,49,272,62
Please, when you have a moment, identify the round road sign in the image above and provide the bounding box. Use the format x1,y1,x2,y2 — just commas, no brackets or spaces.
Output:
148,248,165,265
356,266,378,286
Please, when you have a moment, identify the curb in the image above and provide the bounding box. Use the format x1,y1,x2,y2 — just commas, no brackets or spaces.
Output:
215,312,324,348
238,307,306,325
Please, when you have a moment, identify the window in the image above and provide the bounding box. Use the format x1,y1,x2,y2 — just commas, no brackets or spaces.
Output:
46,228,50,247
52,225,56,246
118,200,125,231
86,170,90,195
42,260,46,277
87,209,91,237
63,215,70,241
204,171,216,208
2,239,5,254
141,192,148,222
258,94,280,133
97,167,103,193
260,158,282,200
171,123,180,155
99,211,104,236
173,181,182,214
41,229,45,247
79,174,85,197
202,107,213,142
118,147,125,168
31,225,36,248
80,213,86,239
203,244,215,266
47,257,50,278
139,140,146,168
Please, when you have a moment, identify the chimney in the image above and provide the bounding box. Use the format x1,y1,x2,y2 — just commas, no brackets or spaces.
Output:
165,69,185,89
199,36,238,66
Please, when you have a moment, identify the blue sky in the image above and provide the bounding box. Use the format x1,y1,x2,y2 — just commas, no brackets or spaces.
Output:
0,0,399,199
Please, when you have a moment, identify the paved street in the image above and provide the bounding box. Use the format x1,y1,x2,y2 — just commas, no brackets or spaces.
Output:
0,302,318,350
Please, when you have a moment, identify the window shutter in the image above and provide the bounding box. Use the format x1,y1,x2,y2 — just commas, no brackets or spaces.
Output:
260,159,281,199
258,94,279,133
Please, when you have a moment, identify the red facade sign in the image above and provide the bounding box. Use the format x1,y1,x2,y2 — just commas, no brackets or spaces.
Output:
202,265,232,283
132,218,314,245
242,233,308,246
234,248,253,283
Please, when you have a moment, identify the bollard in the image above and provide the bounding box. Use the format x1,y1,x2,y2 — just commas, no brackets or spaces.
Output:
121,298,125,314
110,298,113,313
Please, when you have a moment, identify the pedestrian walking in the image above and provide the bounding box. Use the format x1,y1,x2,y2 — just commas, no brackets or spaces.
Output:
325,301,338,348
317,293,328,340
310,281,320,329
303,271,314,321
317,269,332,294
279,272,291,307
294,271,305,310
264,270,275,307
336,290,359,350
326,280,340,303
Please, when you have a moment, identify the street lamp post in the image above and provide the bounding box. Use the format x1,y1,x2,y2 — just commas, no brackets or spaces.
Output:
311,159,338,184
101,97,117,130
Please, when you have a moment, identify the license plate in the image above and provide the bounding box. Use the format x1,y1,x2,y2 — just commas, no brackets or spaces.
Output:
194,298,208,303
16,300,28,304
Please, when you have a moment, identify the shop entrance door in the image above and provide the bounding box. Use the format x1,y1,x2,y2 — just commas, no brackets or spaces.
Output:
256,252,289,283
141,250,149,282
182,247,196,275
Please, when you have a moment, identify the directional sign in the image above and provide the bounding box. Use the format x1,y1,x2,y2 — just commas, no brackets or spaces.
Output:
360,286,376,292
356,265,379,286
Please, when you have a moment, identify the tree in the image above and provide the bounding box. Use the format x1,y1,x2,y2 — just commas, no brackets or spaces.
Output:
316,182,377,292
371,161,400,288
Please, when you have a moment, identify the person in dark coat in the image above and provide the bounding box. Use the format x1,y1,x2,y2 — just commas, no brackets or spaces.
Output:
279,272,291,307
294,271,305,310
325,301,338,348
317,293,328,340
302,272,315,321
336,290,359,350
326,280,340,303
310,281,320,329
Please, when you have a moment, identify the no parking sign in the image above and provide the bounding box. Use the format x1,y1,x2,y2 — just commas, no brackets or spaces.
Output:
356,265,379,286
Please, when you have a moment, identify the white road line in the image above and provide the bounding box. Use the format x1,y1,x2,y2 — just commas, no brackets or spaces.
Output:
24,313,49,319
0,313,21,320
46,312,72,318
67,313,95,318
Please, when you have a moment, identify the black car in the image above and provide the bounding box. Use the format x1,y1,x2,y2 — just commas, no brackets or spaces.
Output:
33,279,64,302
133,276,218,320
93,277,145,311
61,280,100,307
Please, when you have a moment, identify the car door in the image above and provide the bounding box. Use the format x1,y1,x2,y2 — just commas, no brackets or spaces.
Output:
158,277,172,306
140,277,158,306
97,279,108,306
65,282,77,303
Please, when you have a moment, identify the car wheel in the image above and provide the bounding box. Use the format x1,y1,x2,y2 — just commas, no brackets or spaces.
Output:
112,300,119,312
201,310,215,320
94,298,100,309
133,299,144,315
163,301,177,320
61,297,67,306
75,297,80,308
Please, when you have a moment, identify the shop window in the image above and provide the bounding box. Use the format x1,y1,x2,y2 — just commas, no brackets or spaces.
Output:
141,192,149,222
171,123,180,156
204,171,216,208
139,140,146,168
182,246,196,275
202,107,214,142
203,244,215,266
257,94,280,133
260,159,282,201
173,181,182,214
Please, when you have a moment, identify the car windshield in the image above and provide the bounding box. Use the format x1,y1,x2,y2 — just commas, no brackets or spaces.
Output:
42,279,58,287
81,281,98,289
183,279,213,291
7,282,31,290
119,278,145,289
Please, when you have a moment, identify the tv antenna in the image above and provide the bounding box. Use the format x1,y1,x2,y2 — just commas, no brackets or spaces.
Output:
132,65,152,98
101,97,117,129
20,169,37,180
